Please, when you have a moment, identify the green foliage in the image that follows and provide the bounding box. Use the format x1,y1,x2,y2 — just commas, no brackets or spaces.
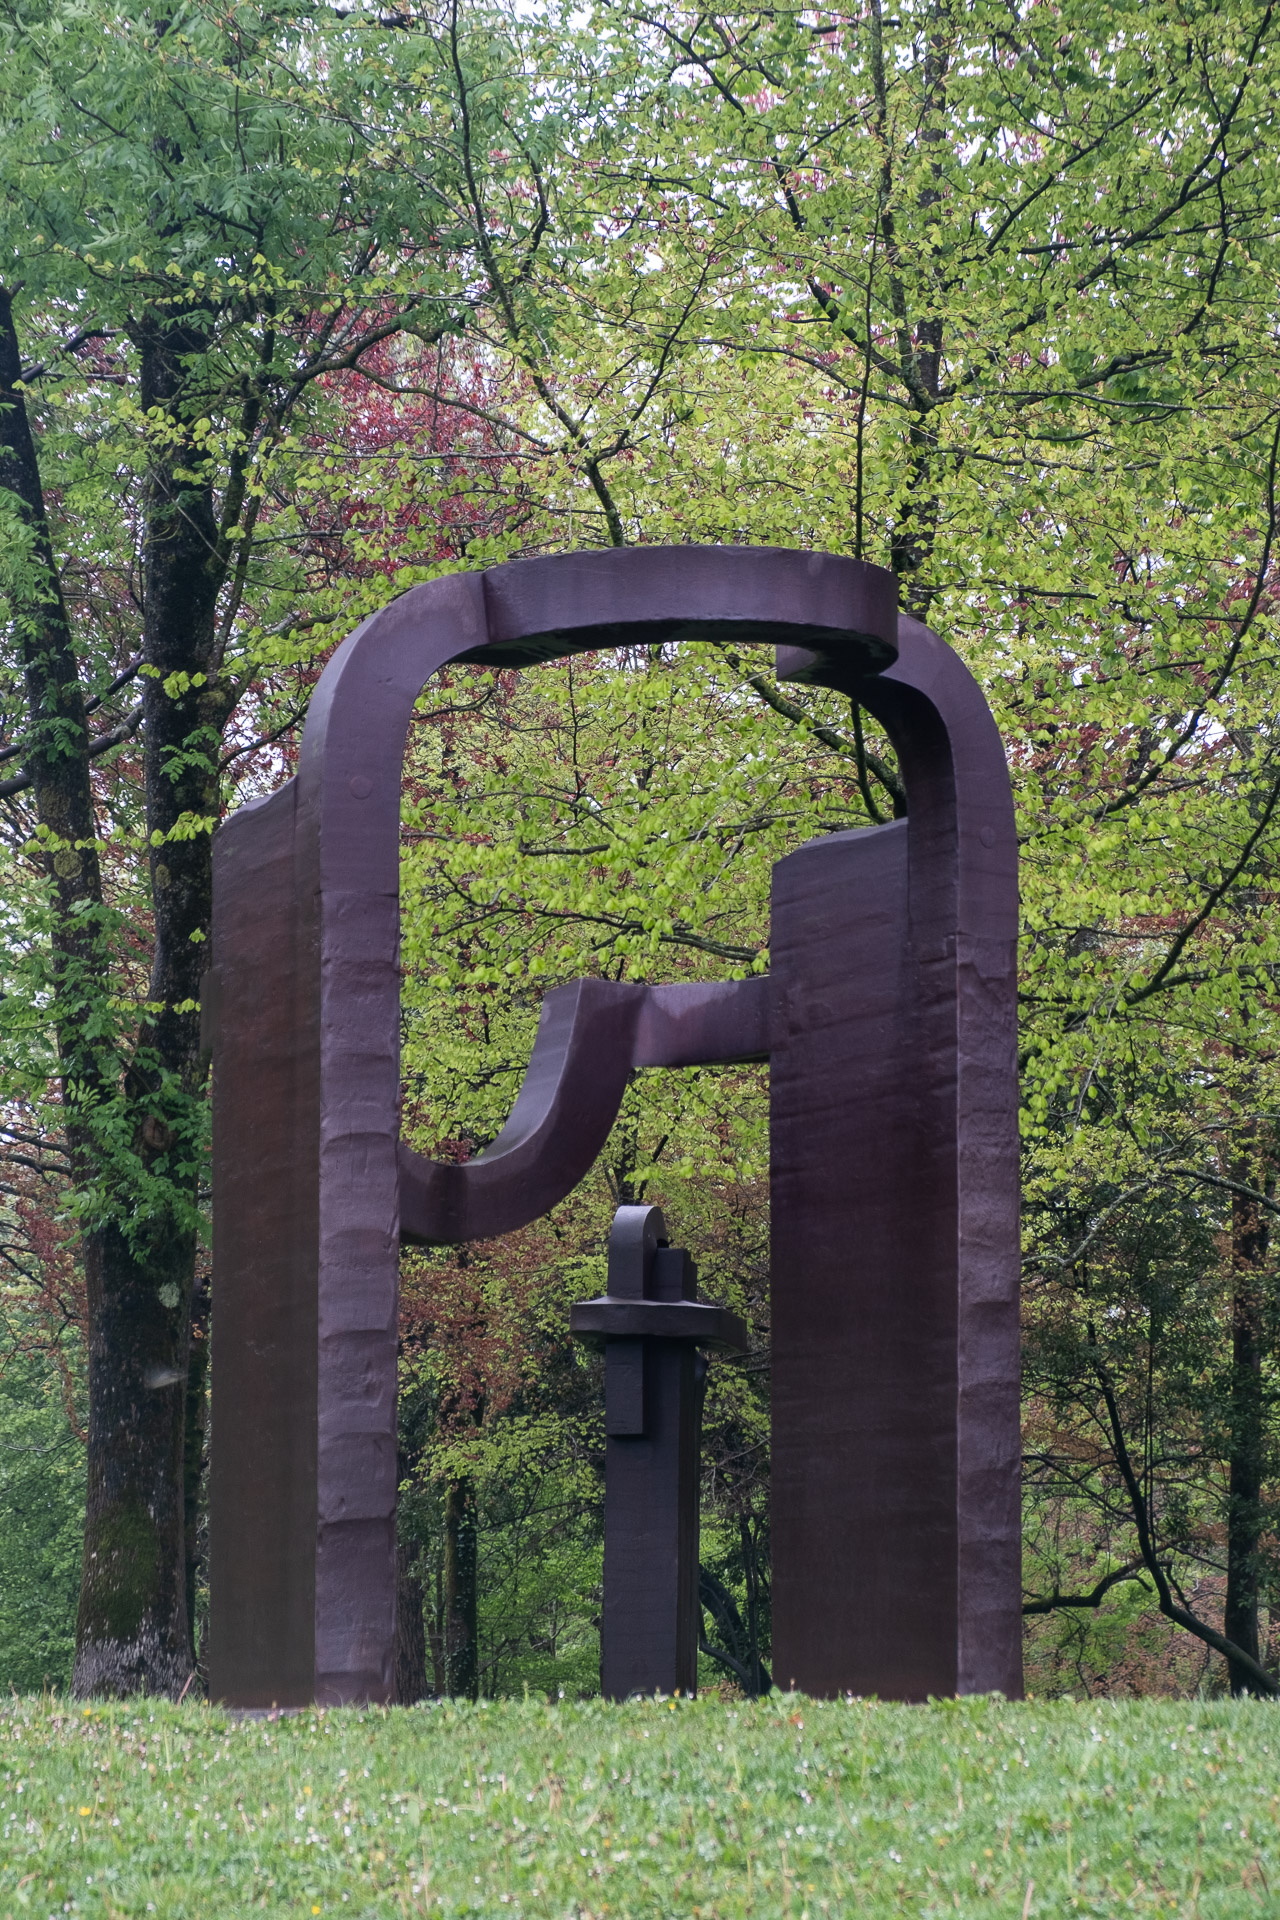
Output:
0,0,582,1273
0,0,529,1683
380,0,1280,1690
3,1695,1280,1914
5,0,1280,1694
399,648,872,1148
397,649,832,1692
473,1467,602,1699
0,1356,83,1693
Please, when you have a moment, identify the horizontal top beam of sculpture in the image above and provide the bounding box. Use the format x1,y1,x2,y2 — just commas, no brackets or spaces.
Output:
296,545,907,1245
297,545,899,890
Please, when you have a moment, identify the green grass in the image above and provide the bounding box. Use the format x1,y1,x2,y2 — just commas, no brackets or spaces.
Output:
1,1694,1278,1918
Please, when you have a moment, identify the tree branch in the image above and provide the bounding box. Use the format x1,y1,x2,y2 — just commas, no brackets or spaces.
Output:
0,700,143,797
1090,1339,1279,1695
718,645,906,814
1021,1563,1148,1615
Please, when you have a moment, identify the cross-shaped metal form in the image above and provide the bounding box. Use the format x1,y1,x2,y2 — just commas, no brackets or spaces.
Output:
570,1204,748,1698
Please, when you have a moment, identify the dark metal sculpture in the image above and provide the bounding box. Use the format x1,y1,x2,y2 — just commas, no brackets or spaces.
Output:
571,1205,748,1698
207,545,1019,1708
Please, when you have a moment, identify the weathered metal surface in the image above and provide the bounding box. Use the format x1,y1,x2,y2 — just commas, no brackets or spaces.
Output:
476,545,901,672
208,780,317,1709
767,619,1021,1699
569,1299,750,1347
208,544,1018,1710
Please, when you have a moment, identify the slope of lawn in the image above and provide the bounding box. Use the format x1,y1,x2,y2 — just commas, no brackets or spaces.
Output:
1,1691,1277,1917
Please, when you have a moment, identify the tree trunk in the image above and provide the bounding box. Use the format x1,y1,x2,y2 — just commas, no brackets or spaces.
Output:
740,1513,770,1697
395,1538,429,1705
443,1477,479,1699
60,311,229,1696
75,1219,196,1693
0,286,107,1102
0,291,191,1692
864,0,953,618
428,1557,446,1697
1225,1152,1268,1695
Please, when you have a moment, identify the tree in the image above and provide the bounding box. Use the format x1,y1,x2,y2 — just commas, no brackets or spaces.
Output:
0,0,483,1693
378,0,1280,1690
8,0,1280,1700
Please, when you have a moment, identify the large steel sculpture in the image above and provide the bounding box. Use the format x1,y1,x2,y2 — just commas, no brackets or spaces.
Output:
206,546,1020,1708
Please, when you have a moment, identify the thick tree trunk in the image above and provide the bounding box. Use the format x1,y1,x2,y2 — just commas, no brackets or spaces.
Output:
70,314,230,1695
75,1219,196,1694
1225,1156,1268,1695
443,1478,479,1699
0,292,191,1691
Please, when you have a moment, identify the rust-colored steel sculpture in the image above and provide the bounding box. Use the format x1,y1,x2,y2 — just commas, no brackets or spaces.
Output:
207,545,1019,1708
571,1205,748,1699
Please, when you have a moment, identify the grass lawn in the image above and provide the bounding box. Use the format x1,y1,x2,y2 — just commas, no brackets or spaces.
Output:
0,1693,1277,1918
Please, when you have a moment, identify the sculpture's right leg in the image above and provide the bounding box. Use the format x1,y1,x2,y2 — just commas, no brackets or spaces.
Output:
207,782,319,1708
770,622,1021,1703
770,817,967,1699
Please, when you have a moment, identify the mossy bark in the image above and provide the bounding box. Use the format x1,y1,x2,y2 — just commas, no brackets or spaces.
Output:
3,290,233,1696
74,1222,194,1694
184,1275,211,1663
73,319,232,1696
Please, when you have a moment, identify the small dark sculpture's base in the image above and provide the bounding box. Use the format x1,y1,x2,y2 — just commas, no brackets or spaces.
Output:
571,1206,747,1698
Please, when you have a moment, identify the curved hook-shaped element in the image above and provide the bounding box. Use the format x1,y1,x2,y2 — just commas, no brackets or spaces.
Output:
399,980,642,1245
398,976,772,1244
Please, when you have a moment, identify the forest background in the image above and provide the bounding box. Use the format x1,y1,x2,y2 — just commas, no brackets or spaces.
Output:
1,0,1279,1702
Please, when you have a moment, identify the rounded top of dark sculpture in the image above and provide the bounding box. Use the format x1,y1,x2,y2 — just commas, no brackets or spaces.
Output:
464,545,899,673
